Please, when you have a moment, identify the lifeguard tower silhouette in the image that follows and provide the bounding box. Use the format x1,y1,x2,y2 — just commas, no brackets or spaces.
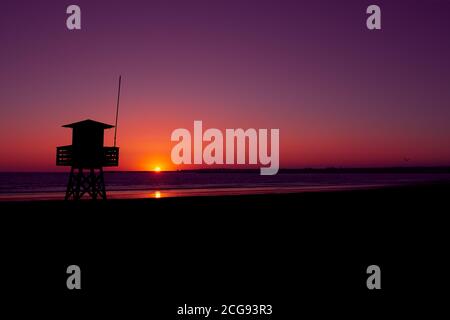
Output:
56,77,122,200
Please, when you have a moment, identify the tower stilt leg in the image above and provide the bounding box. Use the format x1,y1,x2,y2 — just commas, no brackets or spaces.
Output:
64,167,107,200
65,167,75,200
98,168,107,200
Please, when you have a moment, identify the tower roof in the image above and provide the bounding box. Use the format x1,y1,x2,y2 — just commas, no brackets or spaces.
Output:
62,119,114,129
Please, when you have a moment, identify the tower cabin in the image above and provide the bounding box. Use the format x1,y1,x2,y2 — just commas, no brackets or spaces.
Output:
56,119,119,200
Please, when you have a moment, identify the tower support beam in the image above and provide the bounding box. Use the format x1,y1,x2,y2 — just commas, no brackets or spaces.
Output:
65,167,106,200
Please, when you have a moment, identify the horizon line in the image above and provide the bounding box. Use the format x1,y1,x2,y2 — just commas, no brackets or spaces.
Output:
2,165,450,174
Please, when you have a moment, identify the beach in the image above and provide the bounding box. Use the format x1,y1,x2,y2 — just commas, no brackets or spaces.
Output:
1,181,449,315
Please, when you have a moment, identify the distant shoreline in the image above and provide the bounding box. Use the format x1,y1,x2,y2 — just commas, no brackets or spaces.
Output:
168,167,450,174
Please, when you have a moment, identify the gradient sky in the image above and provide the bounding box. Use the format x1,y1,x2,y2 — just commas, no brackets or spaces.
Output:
1,0,450,171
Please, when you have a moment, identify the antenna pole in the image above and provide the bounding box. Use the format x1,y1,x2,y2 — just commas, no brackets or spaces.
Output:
114,75,121,147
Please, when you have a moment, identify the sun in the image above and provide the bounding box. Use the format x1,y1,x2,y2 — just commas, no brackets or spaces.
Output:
154,166,161,173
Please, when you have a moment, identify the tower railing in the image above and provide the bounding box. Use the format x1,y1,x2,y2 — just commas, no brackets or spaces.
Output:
56,145,73,166
56,146,119,167
103,147,119,166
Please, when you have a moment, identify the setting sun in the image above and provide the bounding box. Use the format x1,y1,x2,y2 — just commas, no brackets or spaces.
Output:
154,166,161,172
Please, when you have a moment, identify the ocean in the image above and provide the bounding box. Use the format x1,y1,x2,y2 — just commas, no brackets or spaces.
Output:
1,171,450,201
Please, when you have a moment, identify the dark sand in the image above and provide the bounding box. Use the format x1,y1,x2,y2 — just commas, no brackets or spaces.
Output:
1,182,448,316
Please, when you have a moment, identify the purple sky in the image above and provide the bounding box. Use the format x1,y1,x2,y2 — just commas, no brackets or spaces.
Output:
1,0,450,171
